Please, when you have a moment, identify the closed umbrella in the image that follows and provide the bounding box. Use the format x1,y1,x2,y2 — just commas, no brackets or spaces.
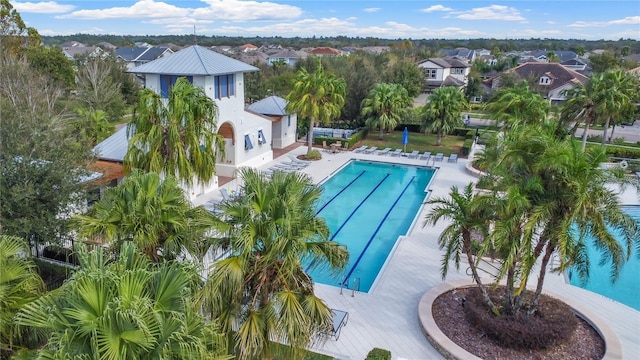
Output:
402,127,409,154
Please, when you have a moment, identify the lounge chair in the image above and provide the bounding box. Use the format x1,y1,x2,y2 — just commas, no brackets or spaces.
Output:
287,154,310,167
322,140,329,152
448,154,458,163
205,200,224,215
354,145,368,153
219,188,235,201
420,151,431,161
327,309,349,340
408,150,420,159
363,146,378,154
433,153,444,162
390,149,402,157
377,147,392,155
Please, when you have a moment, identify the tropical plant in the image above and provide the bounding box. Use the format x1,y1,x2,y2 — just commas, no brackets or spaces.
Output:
76,108,115,146
420,86,468,146
124,77,225,187
15,242,230,360
199,168,349,360
0,235,44,357
286,60,346,154
595,70,639,145
485,81,550,130
72,170,216,261
361,83,412,140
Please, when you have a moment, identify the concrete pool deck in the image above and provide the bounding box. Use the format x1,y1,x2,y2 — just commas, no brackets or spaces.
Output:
192,145,640,360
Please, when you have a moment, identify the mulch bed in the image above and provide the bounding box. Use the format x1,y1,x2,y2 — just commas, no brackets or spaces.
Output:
432,287,605,360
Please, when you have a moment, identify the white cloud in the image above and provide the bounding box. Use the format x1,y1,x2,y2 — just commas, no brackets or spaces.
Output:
12,1,74,13
191,0,302,21
363,8,381,13
421,5,453,13
609,16,640,25
569,16,640,28
455,5,525,21
57,0,189,19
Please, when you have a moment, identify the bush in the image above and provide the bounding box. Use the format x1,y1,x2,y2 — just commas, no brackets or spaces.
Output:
461,139,473,156
42,245,78,265
464,287,578,350
305,149,322,160
365,348,391,360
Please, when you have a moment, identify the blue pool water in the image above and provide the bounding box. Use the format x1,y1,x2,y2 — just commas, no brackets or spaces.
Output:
308,160,435,292
569,206,640,311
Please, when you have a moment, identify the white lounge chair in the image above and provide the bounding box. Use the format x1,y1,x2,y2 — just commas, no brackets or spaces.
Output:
448,154,458,163
433,153,444,162
377,147,392,155
354,145,368,153
327,309,349,340
390,149,402,157
364,146,378,154
287,155,310,167
408,150,420,159
420,151,431,160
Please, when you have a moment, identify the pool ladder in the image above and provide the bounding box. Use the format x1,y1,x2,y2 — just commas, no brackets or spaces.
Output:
340,277,361,297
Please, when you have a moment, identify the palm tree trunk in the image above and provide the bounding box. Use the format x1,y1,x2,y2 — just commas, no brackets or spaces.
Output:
581,121,590,150
463,243,498,315
608,124,616,143
601,117,611,146
504,265,516,315
529,242,555,315
379,127,383,140
436,129,442,146
307,120,314,154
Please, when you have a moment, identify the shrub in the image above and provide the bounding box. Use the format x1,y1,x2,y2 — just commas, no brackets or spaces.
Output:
461,139,473,156
305,149,322,160
464,287,578,350
365,348,392,360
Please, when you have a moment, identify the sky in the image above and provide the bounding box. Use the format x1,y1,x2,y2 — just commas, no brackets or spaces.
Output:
10,0,640,40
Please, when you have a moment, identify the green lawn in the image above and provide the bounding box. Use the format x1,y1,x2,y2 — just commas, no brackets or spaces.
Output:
360,130,465,156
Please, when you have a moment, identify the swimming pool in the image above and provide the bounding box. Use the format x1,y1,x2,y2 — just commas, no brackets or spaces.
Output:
569,205,640,311
308,160,435,292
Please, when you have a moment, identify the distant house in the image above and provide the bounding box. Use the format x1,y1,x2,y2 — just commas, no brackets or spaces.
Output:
96,41,116,51
93,45,276,199
361,46,391,54
61,46,104,61
115,46,174,70
246,96,297,149
521,50,578,63
266,48,307,67
628,66,640,81
483,62,589,102
236,51,269,66
439,48,476,62
417,57,471,93
307,47,343,57
560,58,588,72
240,43,258,52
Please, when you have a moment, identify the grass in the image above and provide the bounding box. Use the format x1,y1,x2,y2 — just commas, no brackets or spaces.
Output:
360,130,465,156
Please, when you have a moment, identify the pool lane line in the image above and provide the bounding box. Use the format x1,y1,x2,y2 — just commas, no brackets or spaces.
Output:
341,175,416,287
305,173,391,273
315,170,366,215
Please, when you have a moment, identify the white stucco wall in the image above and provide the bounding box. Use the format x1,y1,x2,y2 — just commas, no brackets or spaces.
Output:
272,114,297,149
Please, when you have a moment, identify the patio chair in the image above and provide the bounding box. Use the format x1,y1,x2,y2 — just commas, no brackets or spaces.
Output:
354,145,368,153
327,309,349,341
219,188,234,201
287,154,310,167
205,200,224,215
390,149,402,157
408,150,420,159
377,147,392,156
433,153,444,162
322,140,329,152
420,151,431,161
448,154,458,163
363,146,378,154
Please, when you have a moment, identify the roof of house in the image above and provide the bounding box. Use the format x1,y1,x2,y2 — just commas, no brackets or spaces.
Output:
439,48,475,59
308,47,341,56
63,46,101,58
115,47,149,61
419,57,471,68
246,96,289,116
129,45,259,76
241,43,258,49
93,126,129,162
485,62,589,91
530,50,578,62
442,76,465,87
270,48,307,59
629,66,640,75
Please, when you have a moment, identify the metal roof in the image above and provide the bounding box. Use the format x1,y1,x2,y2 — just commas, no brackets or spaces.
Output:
129,45,259,76
246,96,289,116
93,126,129,162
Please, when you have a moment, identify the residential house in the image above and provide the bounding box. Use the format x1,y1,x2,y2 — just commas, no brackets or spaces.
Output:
240,43,258,52
439,48,476,62
62,46,104,61
521,50,578,63
560,58,589,72
94,45,275,199
483,62,589,102
246,96,297,149
307,47,343,57
236,51,269,66
96,41,117,51
361,46,390,54
417,57,471,93
115,46,174,70
266,48,307,67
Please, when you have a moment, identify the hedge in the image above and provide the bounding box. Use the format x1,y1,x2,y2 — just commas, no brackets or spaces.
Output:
461,139,473,156
313,127,368,149
365,348,392,360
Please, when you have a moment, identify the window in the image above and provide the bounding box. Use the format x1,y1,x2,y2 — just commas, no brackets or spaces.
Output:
451,68,465,75
160,75,192,98
287,115,291,127
257,130,267,145
215,74,235,99
426,69,437,79
539,76,550,85
244,134,253,150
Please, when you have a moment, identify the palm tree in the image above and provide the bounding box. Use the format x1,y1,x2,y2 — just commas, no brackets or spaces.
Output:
76,108,114,146
423,184,497,313
124,77,225,187
72,170,216,261
15,242,230,360
0,235,44,357
286,60,346,154
361,83,412,140
421,86,467,146
486,81,550,130
597,70,638,145
199,168,349,360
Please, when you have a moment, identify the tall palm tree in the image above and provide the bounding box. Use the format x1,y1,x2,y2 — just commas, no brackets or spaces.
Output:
486,81,550,130
199,168,349,360
421,86,467,146
15,242,230,360
361,83,412,140
72,170,216,261
0,235,44,357
286,60,346,154
597,70,638,145
423,184,497,313
124,77,225,187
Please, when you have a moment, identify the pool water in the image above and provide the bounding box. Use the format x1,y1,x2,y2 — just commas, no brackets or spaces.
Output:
569,206,640,311
308,160,435,292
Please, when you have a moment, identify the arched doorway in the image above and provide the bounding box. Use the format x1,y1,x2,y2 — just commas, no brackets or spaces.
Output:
217,122,237,177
